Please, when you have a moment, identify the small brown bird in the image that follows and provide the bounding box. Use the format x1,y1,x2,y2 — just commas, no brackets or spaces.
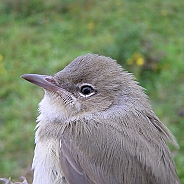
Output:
4,54,180,184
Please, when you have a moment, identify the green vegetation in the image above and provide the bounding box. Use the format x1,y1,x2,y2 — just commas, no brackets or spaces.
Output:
0,0,184,183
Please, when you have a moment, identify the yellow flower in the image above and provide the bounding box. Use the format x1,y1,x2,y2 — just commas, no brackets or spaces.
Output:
127,52,145,66
136,57,144,66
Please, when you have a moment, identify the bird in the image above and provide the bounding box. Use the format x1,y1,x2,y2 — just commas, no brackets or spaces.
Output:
5,53,180,184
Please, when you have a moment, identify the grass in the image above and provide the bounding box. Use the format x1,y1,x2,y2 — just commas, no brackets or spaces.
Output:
0,0,184,183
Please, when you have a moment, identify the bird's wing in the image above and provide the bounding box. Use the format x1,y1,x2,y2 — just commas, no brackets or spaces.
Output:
60,114,180,184
60,138,120,184
60,139,89,184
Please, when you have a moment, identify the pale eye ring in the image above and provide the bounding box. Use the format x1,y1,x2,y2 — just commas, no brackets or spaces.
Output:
79,84,96,97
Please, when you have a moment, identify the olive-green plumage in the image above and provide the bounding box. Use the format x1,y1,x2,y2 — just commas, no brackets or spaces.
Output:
20,54,180,184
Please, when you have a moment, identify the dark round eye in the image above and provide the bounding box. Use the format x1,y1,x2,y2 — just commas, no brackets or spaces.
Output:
80,85,94,96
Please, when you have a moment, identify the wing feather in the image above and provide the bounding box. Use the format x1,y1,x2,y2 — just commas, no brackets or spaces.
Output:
59,110,180,184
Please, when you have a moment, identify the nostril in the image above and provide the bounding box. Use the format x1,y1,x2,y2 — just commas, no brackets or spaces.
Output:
45,77,55,83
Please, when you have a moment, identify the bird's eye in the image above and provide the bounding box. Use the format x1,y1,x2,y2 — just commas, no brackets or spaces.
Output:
81,85,93,95
80,85,95,97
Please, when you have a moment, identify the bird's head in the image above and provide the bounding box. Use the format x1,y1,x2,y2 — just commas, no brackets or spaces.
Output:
21,54,147,123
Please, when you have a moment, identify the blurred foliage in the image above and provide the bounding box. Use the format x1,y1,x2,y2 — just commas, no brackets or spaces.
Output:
0,0,184,183
97,21,164,80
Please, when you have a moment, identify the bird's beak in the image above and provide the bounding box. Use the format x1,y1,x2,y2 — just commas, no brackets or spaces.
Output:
21,74,60,92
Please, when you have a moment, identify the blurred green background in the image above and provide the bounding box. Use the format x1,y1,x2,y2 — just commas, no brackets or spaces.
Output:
0,0,184,183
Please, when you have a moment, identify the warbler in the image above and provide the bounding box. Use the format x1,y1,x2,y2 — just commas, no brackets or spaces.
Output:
7,54,181,184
